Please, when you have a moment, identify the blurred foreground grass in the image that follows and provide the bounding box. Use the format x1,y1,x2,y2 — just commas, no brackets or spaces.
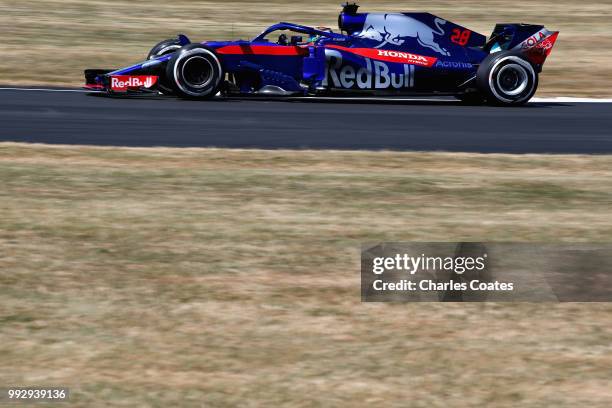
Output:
1,143,612,407
1,0,612,95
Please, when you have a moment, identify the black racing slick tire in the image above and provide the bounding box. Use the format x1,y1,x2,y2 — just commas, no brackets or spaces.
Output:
166,44,223,99
476,51,538,106
147,38,183,60
147,39,183,95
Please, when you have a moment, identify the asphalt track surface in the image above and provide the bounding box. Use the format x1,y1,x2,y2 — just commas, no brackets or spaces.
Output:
1,88,611,153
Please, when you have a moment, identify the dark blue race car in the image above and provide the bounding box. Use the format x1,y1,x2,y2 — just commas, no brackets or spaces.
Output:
85,3,559,106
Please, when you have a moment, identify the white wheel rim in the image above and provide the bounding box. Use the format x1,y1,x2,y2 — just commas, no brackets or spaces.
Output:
181,56,214,89
496,64,529,96
488,56,536,103
173,48,222,97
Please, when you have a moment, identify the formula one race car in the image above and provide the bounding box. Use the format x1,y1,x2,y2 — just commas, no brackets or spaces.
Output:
84,3,559,105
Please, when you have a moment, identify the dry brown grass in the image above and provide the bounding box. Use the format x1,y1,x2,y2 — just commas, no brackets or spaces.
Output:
1,0,611,95
1,143,612,407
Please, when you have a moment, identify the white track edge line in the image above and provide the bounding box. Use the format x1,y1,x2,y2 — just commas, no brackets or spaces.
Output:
0,87,94,93
531,97,612,103
1,87,611,103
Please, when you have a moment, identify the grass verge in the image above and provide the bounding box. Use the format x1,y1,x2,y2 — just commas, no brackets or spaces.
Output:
2,0,612,96
1,143,611,407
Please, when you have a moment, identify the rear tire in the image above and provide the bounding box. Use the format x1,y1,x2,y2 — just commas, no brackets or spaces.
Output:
166,44,223,99
476,51,538,106
147,39,183,95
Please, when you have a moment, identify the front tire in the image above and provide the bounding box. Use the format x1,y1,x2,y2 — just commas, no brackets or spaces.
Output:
147,39,183,95
166,45,223,99
476,51,538,106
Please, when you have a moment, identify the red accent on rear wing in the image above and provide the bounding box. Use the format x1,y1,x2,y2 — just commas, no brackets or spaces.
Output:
522,31,559,65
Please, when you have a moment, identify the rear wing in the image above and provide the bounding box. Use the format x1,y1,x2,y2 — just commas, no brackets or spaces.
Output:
486,24,559,65
516,29,559,65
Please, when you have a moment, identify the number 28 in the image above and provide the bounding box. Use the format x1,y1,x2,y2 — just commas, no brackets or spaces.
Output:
451,28,472,46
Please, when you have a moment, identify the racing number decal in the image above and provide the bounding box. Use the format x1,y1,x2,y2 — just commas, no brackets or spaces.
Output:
450,28,472,46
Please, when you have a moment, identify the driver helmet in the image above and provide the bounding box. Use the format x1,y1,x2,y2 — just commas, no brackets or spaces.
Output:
308,27,333,43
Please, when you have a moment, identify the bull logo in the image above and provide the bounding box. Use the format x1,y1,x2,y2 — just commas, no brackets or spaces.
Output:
358,13,450,56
